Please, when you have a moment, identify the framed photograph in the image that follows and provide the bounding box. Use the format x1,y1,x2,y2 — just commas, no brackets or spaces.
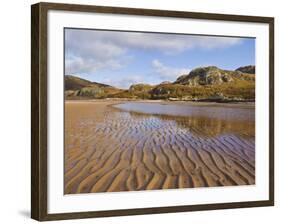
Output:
31,2,274,221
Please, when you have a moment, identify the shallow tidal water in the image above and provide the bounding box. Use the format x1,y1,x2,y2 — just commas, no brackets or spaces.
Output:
113,102,255,138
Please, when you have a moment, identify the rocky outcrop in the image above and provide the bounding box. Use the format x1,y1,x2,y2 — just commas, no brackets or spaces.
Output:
129,84,153,92
174,66,235,86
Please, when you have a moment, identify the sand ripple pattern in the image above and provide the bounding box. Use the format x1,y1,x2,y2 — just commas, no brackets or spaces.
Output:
64,101,255,194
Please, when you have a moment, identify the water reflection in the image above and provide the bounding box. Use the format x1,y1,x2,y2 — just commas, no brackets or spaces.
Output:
113,102,255,139
128,112,254,138
113,102,255,122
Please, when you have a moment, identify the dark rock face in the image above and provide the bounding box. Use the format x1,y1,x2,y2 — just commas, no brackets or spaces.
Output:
235,65,255,74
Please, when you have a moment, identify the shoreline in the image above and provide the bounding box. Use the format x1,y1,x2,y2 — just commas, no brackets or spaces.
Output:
65,99,255,109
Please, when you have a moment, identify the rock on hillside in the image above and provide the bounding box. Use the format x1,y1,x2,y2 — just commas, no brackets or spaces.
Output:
128,83,154,99
75,85,121,98
174,66,253,86
129,83,154,92
174,66,234,86
235,65,255,74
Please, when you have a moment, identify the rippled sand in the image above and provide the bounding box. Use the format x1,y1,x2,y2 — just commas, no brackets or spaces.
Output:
64,100,255,194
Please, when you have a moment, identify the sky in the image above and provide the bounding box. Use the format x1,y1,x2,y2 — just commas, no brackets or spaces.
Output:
65,28,255,89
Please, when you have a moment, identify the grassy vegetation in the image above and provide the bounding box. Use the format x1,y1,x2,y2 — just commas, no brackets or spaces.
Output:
150,81,255,101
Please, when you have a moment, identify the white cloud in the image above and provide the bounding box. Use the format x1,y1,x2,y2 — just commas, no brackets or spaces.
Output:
67,30,242,53
65,55,124,75
152,59,190,81
122,33,242,54
65,29,129,75
65,29,243,75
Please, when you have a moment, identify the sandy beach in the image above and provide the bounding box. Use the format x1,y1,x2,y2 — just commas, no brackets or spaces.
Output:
64,100,255,194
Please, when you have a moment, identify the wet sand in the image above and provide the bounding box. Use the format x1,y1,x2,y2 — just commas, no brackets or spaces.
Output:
64,100,255,194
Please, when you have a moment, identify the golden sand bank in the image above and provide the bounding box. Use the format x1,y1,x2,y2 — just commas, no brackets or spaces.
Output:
64,100,255,194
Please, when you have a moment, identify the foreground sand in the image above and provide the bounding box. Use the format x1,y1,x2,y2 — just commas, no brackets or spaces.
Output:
64,100,255,194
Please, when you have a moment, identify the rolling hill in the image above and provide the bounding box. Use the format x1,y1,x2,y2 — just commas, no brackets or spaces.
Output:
65,65,255,102
65,75,122,99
